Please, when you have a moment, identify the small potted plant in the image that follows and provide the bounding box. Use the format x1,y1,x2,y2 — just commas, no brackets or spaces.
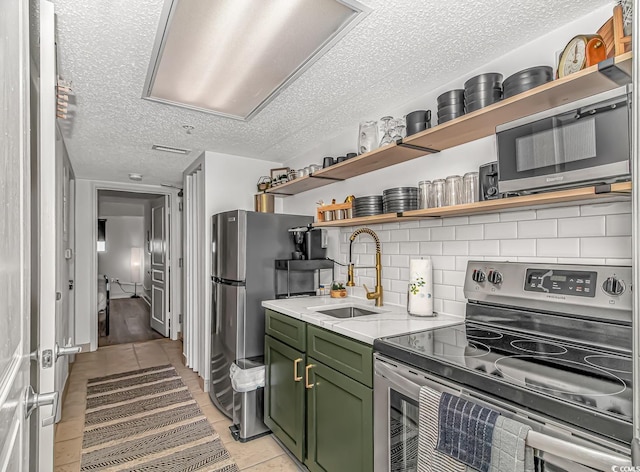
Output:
330,281,347,298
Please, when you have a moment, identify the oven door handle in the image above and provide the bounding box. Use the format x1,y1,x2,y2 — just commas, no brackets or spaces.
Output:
374,361,632,470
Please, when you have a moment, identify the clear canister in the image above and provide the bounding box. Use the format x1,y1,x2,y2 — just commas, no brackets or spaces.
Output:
418,180,433,209
463,172,479,204
431,179,446,208
444,175,463,206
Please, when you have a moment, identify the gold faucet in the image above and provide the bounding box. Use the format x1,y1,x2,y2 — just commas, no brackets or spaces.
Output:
347,228,383,307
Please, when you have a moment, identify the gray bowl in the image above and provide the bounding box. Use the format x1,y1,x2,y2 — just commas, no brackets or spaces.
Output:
464,73,503,88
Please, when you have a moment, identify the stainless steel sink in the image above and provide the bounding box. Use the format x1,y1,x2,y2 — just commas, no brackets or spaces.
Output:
313,306,380,318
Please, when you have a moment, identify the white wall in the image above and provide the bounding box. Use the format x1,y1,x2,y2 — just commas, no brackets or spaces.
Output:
97,216,145,299
282,4,614,174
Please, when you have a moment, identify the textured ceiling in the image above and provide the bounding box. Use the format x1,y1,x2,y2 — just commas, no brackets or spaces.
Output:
53,0,610,186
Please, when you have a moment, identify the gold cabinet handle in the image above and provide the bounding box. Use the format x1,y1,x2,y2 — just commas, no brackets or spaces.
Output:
305,364,314,389
293,358,303,381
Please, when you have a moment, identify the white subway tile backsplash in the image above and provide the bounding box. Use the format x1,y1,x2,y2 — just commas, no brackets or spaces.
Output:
385,291,401,305
390,255,410,267
500,239,536,257
537,238,579,257
442,270,465,286
409,228,431,241
557,216,605,238
455,224,484,240
430,226,456,241
434,284,456,300
400,242,420,255
419,219,444,227
580,201,632,216
338,202,630,320
432,255,456,270
419,241,443,255
443,300,467,317
606,214,632,236
434,299,444,313
581,237,632,258
469,213,500,224
443,216,469,227
536,206,580,219
499,210,537,222
469,240,500,256
485,222,517,239
443,241,469,256
390,229,410,242
391,279,408,293
385,267,400,280
384,242,400,255
518,219,557,238
455,256,475,271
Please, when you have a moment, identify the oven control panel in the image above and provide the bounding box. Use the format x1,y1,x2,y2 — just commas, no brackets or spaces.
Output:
524,269,597,297
463,261,632,322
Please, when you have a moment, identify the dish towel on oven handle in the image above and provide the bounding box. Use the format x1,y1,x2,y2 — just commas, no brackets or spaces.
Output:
418,386,535,472
437,392,500,472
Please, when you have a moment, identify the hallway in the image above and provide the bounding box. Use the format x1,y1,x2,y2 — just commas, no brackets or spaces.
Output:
99,298,164,347
54,339,299,471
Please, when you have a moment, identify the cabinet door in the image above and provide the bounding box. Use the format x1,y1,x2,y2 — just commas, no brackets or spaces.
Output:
264,335,306,461
306,359,373,472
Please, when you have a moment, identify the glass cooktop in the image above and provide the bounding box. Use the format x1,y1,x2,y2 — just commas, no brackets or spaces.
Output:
374,321,633,444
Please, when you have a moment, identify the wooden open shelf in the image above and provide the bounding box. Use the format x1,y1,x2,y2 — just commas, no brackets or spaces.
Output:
313,182,632,227
268,52,632,197
405,52,632,152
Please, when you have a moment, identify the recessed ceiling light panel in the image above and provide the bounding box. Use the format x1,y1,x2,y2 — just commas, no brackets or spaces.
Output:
143,0,371,121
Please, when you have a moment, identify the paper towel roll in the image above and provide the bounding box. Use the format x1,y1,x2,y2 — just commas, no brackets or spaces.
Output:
408,258,434,317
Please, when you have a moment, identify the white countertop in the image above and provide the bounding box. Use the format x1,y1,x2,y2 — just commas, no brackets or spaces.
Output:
262,296,463,345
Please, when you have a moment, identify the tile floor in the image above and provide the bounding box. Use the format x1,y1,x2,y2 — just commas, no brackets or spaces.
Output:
54,338,300,471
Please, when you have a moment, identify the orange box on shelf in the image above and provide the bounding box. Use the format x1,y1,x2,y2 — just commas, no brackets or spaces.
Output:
316,202,353,223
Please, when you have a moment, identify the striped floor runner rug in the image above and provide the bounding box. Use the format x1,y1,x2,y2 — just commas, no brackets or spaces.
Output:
80,365,239,472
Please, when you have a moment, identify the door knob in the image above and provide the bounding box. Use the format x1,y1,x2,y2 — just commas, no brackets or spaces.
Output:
54,342,82,360
24,385,59,426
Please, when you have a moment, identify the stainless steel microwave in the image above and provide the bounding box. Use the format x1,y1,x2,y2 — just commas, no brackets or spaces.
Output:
496,85,631,194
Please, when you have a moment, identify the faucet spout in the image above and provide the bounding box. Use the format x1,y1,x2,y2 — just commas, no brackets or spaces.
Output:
347,228,383,307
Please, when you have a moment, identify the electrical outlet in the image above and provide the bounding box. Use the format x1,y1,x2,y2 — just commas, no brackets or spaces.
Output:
111,278,119,283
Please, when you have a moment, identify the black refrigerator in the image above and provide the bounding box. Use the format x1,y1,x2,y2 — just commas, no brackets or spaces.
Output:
209,210,313,417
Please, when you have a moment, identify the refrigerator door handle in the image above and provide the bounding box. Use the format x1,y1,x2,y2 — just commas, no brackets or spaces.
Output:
212,280,219,334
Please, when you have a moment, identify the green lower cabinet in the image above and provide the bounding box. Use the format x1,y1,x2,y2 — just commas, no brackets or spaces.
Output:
305,358,373,472
264,335,306,462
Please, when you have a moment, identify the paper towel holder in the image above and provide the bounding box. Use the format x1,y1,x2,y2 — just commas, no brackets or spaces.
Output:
407,284,438,317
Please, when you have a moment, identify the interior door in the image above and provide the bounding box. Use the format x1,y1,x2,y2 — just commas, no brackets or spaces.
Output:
32,1,61,470
0,0,33,469
150,196,169,336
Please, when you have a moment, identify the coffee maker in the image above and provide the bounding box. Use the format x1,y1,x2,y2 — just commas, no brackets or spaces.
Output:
289,225,327,260
479,161,500,201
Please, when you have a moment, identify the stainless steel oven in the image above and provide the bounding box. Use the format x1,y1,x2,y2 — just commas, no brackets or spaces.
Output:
496,85,631,194
374,261,634,472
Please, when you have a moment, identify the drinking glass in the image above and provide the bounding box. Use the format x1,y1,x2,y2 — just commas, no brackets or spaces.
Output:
379,116,395,147
418,180,432,209
463,172,479,204
431,179,446,208
444,175,463,206
394,116,406,139
358,121,379,154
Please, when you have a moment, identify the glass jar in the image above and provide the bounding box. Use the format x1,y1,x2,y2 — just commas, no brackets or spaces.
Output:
431,179,446,208
358,121,379,155
418,180,432,209
444,175,463,206
463,172,479,204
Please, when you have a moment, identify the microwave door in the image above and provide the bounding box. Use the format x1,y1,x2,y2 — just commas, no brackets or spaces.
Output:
496,89,630,194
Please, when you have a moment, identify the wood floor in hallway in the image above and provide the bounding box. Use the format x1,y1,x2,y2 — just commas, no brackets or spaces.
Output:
99,298,164,347
54,339,300,471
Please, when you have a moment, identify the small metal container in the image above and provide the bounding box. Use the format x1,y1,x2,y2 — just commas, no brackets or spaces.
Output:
323,210,335,222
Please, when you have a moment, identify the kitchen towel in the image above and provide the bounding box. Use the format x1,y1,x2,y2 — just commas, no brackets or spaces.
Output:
408,258,434,317
418,386,467,472
487,416,534,472
436,392,500,472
